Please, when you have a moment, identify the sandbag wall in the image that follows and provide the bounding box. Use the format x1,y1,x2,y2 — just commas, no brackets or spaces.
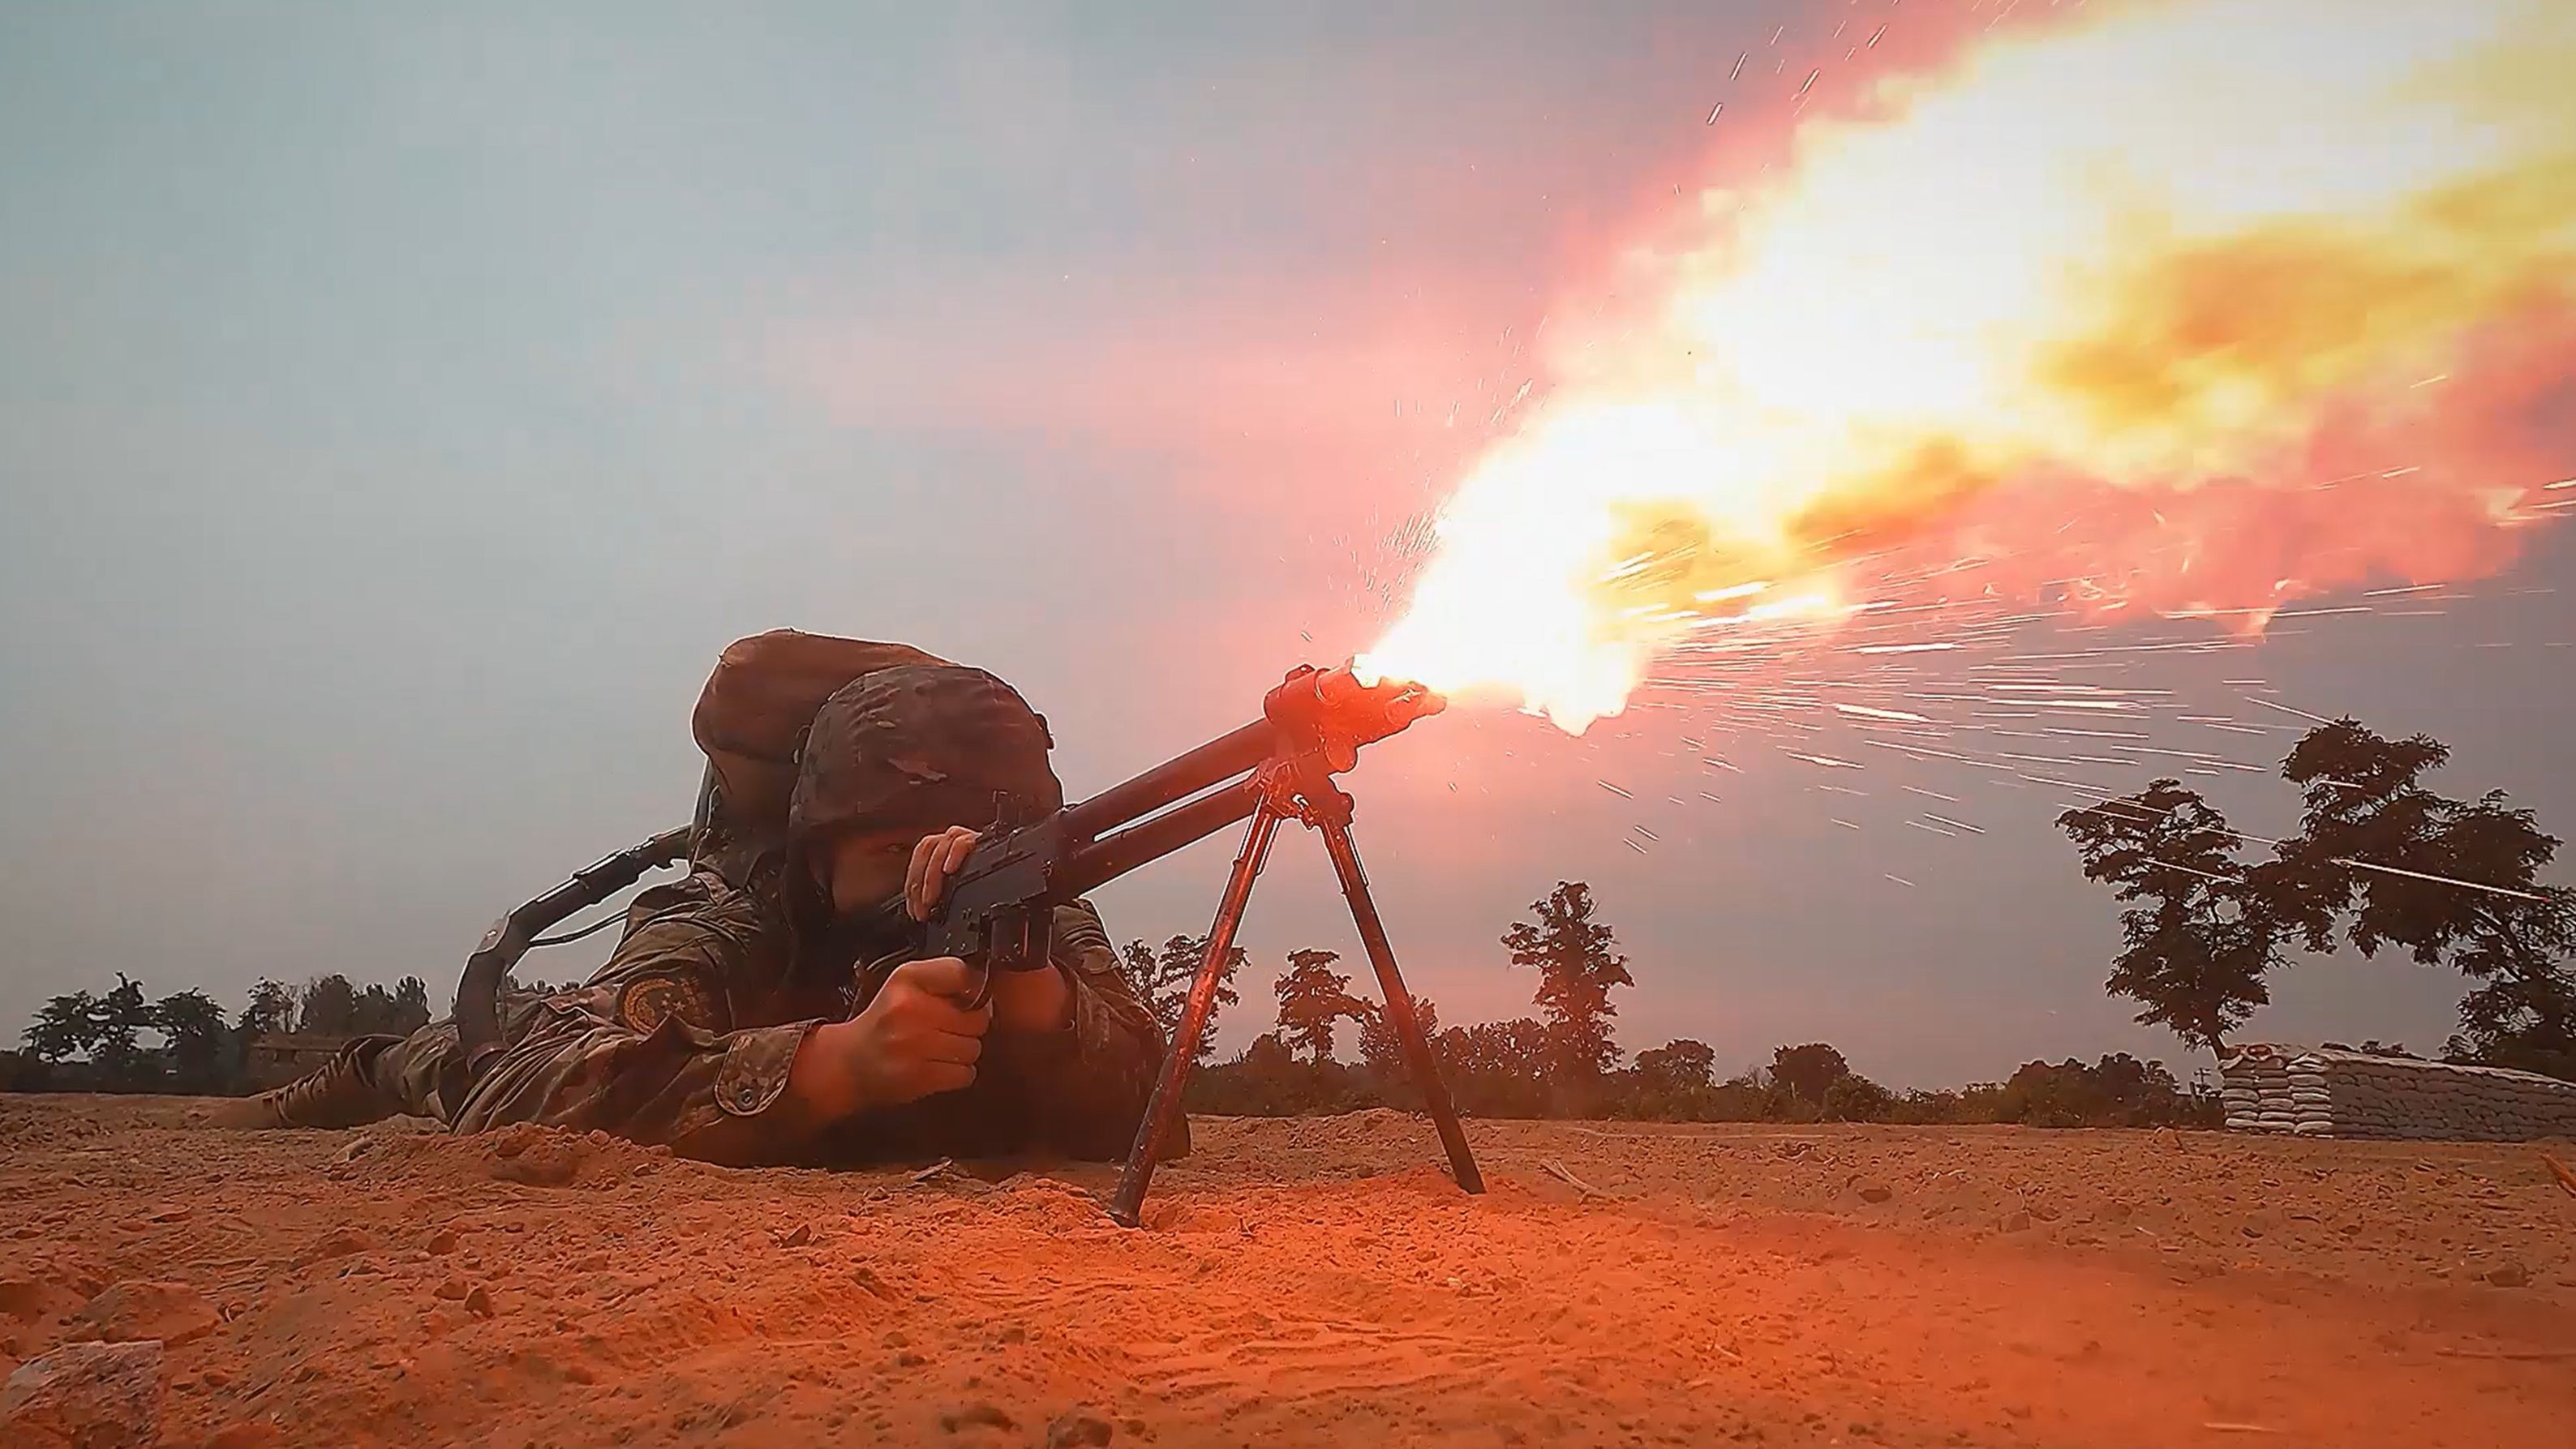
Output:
2220,1044,2576,1141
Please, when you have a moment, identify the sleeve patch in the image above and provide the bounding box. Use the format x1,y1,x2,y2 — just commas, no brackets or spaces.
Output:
617,974,722,1035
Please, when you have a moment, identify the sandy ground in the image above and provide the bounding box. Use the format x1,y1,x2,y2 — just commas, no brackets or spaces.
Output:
2,1095,2572,1448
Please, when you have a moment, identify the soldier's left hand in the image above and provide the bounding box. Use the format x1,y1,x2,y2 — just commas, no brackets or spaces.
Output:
906,825,1073,1034
905,826,983,920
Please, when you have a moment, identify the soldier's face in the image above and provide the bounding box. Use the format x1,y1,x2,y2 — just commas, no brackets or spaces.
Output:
822,821,972,915
822,827,920,915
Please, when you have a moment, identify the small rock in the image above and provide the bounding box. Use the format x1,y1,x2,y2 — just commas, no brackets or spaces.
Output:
423,1229,460,1256
0,1339,164,1449
938,1400,1015,1433
895,1352,929,1369
463,1286,496,1318
1857,1184,1895,1205
2002,1211,2033,1233
1047,1408,1115,1447
2484,1263,2530,1288
488,1143,579,1187
771,1224,814,1250
72,1282,221,1348
434,1277,470,1301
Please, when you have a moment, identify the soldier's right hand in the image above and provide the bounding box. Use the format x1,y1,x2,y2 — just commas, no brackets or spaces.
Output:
788,957,991,1119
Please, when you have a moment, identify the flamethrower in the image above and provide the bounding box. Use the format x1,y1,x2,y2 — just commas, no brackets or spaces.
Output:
453,660,1484,1226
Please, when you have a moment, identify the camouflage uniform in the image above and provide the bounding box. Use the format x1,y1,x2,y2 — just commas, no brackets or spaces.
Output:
247,658,1178,1166
345,876,1163,1164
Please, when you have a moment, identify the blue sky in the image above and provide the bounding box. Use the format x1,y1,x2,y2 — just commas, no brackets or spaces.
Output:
5,2,2570,1087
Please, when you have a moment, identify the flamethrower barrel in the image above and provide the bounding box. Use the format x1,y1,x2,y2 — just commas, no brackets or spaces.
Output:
1058,718,1273,842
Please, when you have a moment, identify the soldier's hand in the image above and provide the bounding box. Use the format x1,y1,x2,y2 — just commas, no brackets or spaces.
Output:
990,961,1074,1036
905,826,981,921
788,956,990,1119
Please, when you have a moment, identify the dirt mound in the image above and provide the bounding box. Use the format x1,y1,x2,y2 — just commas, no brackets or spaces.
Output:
320,1121,708,1193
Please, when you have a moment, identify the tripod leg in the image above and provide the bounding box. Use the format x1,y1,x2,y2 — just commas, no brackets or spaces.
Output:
1315,817,1485,1195
1109,801,1284,1228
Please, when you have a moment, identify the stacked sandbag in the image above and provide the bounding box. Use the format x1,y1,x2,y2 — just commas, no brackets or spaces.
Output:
2290,1056,2335,1135
2220,1046,2302,1134
2219,1044,2576,1141
2220,1071,2262,1132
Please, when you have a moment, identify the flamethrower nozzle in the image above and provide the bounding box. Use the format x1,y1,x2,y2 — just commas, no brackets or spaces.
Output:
1264,661,1445,774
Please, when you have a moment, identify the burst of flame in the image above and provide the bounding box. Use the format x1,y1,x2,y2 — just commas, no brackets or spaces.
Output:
1361,0,2576,732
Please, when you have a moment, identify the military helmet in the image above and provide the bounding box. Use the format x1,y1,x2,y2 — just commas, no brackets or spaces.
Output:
787,664,1063,841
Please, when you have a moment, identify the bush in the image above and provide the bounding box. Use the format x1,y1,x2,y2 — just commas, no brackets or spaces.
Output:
1184,1053,1386,1117
1990,1054,2214,1128
0,1049,54,1092
1822,1074,1894,1122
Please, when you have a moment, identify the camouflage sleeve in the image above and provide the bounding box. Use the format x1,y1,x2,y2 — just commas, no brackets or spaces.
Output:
998,898,1174,1160
449,890,827,1166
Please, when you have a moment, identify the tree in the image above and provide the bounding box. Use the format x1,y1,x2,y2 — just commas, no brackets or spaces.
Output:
92,975,155,1083
1120,936,1244,1065
350,984,401,1035
236,980,295,1038
1822,1074,1894,1122
1634,1039,1716,1094
297,975,359,1037
2446,885,2576,1078
1433,1017,1551,1117
28,977,160,1088
1768,1043,1852,1103
26,991,101,1063
1274,949,1360,1062
2058,782,2282,1052
1239,1032,1297,1073
1355,995,1437,1082
1503,881,1633,1080
391,976,434,1035
2274,720,2575,1076
152,989,231,1093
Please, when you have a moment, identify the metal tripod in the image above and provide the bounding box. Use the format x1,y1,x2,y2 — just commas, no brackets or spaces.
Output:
1109,755,1483,1227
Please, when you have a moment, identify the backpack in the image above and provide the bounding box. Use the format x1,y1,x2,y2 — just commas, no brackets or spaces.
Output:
689,629,951,879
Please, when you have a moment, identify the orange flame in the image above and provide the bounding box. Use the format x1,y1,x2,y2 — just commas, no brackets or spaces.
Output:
1361,0,2576,731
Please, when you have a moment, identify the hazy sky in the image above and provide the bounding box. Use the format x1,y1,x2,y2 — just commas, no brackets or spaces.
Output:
5,2,2570,1088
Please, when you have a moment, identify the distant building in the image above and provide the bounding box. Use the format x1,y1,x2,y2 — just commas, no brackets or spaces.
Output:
242,1033,350,1089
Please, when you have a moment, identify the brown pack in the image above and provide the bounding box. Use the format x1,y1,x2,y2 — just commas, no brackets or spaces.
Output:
690,629,950,871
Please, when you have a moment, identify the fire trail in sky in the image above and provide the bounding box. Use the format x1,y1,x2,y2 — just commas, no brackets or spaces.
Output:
1359,0,2576,733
